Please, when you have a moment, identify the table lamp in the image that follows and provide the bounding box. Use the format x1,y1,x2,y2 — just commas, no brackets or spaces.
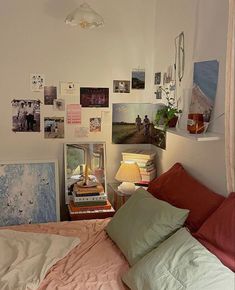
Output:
115,162,141,194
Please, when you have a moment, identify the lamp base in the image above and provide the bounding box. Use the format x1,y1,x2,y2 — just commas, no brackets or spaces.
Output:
118,182,136,195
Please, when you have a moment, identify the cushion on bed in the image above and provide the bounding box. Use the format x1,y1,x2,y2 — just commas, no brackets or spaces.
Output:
194,192,235,272
105,188,189,266
122,228,234,290
147,163,225,232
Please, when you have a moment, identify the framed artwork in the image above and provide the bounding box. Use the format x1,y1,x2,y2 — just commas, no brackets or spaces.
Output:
154,72,162,85
131,70,145,89
64,142,107,203
113,80,130,93
80,87,109,107
44,86,57,105
0,160,59,226
12,99,40,132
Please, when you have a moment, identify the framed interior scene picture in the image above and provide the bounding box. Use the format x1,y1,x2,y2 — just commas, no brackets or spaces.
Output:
64,142,107,203
0,160,59,226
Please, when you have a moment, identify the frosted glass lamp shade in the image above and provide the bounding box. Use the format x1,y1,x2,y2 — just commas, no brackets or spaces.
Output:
115,163,141,194
65,2,104,29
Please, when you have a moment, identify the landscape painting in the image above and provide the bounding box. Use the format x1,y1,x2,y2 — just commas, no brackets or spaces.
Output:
112,103,160,144
189,60,219,122
0,160,59,226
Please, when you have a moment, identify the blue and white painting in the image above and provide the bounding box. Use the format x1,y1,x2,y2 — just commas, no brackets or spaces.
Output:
189,60,219,122
0,161,59,226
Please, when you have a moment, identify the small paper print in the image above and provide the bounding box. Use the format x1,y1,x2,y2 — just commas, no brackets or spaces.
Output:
74,127,89,137
154,72,162,85
113,80,130,93
90,118,101,132
44,86,57,105
131,70,145,89
53,99,65,111
44,117,64,139
60,82,79,96
30,74,45,92
67,104,81,124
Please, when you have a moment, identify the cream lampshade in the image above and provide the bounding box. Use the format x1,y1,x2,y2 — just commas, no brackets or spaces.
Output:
115,162,141,194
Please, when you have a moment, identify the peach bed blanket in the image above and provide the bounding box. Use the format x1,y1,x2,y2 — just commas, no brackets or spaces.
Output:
3,219,129,290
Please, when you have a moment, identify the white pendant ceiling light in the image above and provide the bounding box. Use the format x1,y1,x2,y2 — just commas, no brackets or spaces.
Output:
65,2,104,29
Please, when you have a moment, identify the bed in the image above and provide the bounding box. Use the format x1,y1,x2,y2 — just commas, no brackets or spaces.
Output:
0,163,234,290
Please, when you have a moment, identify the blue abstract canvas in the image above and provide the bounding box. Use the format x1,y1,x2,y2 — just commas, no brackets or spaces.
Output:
189,60,219,122
0,161,59,226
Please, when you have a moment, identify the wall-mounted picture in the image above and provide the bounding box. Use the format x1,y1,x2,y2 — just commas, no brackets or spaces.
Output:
112,103,160,144
154,72,162,85
131,70,145,89
0,160,59,226
44,86,57,105
60,81,79,96
155,87,162,99
151,127,166,150
44,117,64,139
189,60,219,122
53,99,65,111
80,87,109,107
12,99,40,132
64,142,106,203
30,73,45,92
90,117,101,132
67,104,81,124
113,80,130,93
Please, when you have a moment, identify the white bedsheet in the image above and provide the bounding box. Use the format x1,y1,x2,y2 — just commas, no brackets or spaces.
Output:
0,229,80,290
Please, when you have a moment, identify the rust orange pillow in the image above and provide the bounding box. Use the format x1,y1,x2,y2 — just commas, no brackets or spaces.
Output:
147,163,225,232
194,192,235,272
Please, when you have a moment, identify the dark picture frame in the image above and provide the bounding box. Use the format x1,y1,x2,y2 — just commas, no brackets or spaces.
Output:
80,87,109,108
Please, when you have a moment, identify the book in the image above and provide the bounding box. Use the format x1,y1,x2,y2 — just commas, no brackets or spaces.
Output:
139,164,156,173
140,169,157,177
134,181,149,187
122,149,156,160
72,191,107,203
73,201,107,207
122,158,154,166
70,200,112,212
73,192,102,197
73,183,104,194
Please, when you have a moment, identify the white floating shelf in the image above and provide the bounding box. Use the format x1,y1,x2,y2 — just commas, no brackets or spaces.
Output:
167,128,223,141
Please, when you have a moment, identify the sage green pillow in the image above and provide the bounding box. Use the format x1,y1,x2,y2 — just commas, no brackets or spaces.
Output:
106,188,189,265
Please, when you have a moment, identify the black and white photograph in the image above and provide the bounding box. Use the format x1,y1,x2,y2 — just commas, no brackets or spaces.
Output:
151,127,166,150
113,80,130,93
155,87,162,99
44,117,64,139
12,99,40,132
80,87,109,107
131,70,145,89
44,86,57,105
53,99,65,111
154,72,162,85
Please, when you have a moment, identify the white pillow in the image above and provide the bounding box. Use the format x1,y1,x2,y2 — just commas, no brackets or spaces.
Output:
122,228,234,290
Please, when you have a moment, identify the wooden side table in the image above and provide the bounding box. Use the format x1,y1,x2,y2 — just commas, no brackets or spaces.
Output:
68,201,115,221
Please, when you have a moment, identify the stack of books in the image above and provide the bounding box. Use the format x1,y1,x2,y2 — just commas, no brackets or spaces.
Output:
121,149,157,185
72,182,111,211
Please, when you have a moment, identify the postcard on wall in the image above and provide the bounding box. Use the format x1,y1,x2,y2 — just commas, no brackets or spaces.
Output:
0,160,59,226
189,60,219,123
30,73,45,92
131,70,145,89
60,81,79,96
113,80,130,93
151,127,166,150
12,99,40,132
112,103,160,144
44,86,57,105
44,117,64,139
53,99,65,111
74,127,89,137
90,117,101,132
80,87,109,108
154,72,162,85
67,104,81,124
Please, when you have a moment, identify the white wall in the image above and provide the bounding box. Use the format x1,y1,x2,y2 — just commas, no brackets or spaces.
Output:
0,0,156,215
152,0,229,196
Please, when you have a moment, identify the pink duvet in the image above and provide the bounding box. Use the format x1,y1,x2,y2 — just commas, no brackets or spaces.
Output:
4,219,129,290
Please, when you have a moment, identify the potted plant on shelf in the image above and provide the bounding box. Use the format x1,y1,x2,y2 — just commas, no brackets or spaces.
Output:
155,87,182,131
